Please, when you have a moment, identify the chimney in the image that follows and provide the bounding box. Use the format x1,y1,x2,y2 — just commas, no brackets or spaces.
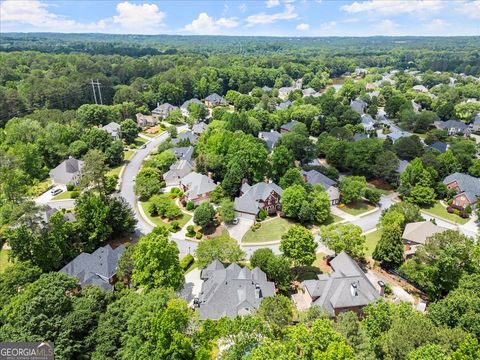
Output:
241,178,249,185
255,283,261,299
193,297,200,308
157,102,159,108
350,283,358,297
207,171,213,179
378,280,385,296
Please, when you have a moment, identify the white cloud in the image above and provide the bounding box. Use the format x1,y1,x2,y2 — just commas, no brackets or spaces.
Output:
343,17,360,23
112,2,165,32
341,0,443,16
239,3,247,13
246,4,298,26
320,21,337,30
266,0,280,8
182,13,239,34
457,0,480,19
296,23,310,31
375,19,399,34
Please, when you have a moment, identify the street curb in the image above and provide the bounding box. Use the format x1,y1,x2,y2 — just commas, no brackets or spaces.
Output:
357,206,380,218
242,240,281,246
420,210,462,227
362,227,378,236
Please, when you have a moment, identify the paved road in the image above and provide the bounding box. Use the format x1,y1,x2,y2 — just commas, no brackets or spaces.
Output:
351,194,396,232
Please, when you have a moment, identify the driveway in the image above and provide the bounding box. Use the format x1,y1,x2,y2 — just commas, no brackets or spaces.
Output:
35,184,66,204
351,194,396,232
226,218,254,242
179,268,203,305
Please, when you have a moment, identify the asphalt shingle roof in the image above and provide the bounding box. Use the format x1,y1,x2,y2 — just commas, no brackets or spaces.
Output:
300,170,336,189
443,172,480,203
234,182,283,214
181,172,217,199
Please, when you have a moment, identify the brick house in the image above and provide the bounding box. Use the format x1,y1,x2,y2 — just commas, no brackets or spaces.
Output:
180,172,217,206
443,172,480,208
234,181,283,221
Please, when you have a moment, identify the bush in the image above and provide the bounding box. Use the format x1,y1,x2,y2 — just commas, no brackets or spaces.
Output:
384,283,393,295
179,253,194,270
70,190,80,199
170,220,180,232
186,201,195,211
258,208,268,221
195,232,202,239
365,188,381,204
459,211,469,218
447,206,454,214
454,209,460,215
66,183,75,191
170,187,184,198
465,205,472,214
186,225,196,237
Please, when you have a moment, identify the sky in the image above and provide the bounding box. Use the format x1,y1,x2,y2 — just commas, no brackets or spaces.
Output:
1,0,479,37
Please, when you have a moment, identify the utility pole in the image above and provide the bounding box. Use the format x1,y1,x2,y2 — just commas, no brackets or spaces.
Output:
90,79,103,105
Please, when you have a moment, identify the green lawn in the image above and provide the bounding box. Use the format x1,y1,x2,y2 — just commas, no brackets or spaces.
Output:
242,217,296,243
52,191,74,200
367,183,393,196
340,201,376,216
140,197,192,228
28,178,52,197
365,229,381,257
107,165,123,178
322,214,342,226
0,250,11,272
133,137,147,148
124,149,135,160
421,201,470,225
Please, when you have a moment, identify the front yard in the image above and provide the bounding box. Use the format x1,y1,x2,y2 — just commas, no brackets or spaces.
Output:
242,217,296,243
140,196,192,228
421,201,470,225
365,229,381,257
52,191,74,200
339,200,376,216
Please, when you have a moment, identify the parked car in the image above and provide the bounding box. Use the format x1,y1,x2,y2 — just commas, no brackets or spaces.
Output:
51,188,63,196
231,217,240,225
141,144,147,149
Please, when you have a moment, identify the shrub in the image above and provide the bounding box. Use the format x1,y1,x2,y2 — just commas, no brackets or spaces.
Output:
459,211,469,218
195,232,202,239
447,206,454,214
179,253,194,270
170,220,180,232
365,188,381,204
257,208,268,221
454,209,460,215
186,201,195,211
66,183,75,191
186,225,196,237
70,190,80,199
465,205,472,214
170,187,184,197
384,283,393,295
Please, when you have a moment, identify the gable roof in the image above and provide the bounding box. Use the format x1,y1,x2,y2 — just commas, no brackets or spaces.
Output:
152,103,177,116
49,157,84,185
196,261,275,320
192,121,208,135
181,98,202,110
101,122,121,137
172,130,197,145
396,160,409,174
301,251,379,316
261,85,272,92
276,100,292,110
171,146,194,161
281,119,298,131
434,120,469,131
235,182,283,215
428,141,448,153
259,130,282,151
59,244,125,291
350,99,367,115
205,93,227,105
300,170,336,189
402,221,448,245
181,172,217,198
474,113,480,125
443,172,480,203
163,159,194,181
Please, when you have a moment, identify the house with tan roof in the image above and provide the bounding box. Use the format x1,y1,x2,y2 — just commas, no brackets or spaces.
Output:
402,221,448,258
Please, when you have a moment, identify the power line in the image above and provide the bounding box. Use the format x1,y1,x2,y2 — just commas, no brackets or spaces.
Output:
90,79,103,105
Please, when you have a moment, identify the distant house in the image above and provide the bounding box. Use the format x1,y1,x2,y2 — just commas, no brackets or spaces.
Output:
163,160,195,186
278,86,294,100
428,141,448,153
136,113,157,128
301,170,340,205
360,114,375,131
100,122,121,140
350,99,367,115
434,120,470,136
171,146,194,162
276,100,292,110
280,119,298,133
396,160,409,174
234,181,283,221
261,85,272,92
204,93,227,108
59,244,126,291
365,83,376,91
402,221,448,258
302,88,320,97
258,130,282,152
181,98,203,117
386,125,412,143
172,130,198,145
192,121,208,136
180,172,217,206
472,113,480,133
19,204,76,229
413,85,428,93
292,252,381,317
411,100,422,113
195,260,275,320
353,133,368,141
443,172,480,208
49,157,84,186
152,103,177,119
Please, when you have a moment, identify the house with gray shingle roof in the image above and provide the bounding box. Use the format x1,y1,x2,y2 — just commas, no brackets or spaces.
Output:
350,99,367,115
136,113,157,128
396,160,409,174
261,85,272,92
428,141,448,153
172,130,198,145
194,261,275,320
180,172,217,206
234,181,283,221
163,160,194,186
292,252,380,317
444,172,480,207
192,121,208,136
434,120,470,136
402,221,448,258
181,98,203,117
413,85,428,93
360,114,375,131
278,86,294,100
472,113,480,133
171,146,194,162
49,157,84,186
204,93,227,108
301,170,339,205
59,244,125,291
302,88,320,97
258,130,282,152
152,103,177,119
100,122,122,140
280,119,298,133
276,100,292,110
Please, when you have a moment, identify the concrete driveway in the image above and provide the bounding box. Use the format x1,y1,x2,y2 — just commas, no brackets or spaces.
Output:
35,184,66,204
226,218,254,242
180,268,203,305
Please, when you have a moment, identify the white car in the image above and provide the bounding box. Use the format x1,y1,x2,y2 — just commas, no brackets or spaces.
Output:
50,188,63,196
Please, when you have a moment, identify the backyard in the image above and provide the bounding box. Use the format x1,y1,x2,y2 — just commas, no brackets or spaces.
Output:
340,200,376,216
421,201,470,225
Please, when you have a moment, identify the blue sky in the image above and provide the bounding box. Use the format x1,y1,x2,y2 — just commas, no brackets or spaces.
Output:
1,0,479,36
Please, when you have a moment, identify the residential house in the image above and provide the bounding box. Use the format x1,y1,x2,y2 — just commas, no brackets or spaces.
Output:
181,98,203,117
428,141,448,153
353,133,368,141
443,172,480,208
278,87,294,100
302,88,320,97
354,68,368,77
136,113,157,128
350,99,367,115
360,114,376,131
59,244,126,291
204,93,227,108
171,146,194,162
396,160,409,174
276,100,292,110
195,260,275,320
258,130,282,152
384,125,412,143
192,121,208,136
365,83,376,91
152,103,177,119
402,221,448,258
49,157,84,186
100,122,121,140
234,181,283,221
163,159,195,186
172,130,198,145
411,100,422,113
472,113,480,133
413,85,428,93
261,85,272,92
280,119,298,133
301,170,340,205
18,204,76,229
434,120,470,136
292,252,381,317
180,172,217,206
